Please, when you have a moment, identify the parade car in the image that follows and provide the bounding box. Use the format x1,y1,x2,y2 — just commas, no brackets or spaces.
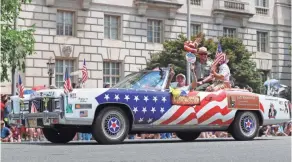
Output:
8,67,291,144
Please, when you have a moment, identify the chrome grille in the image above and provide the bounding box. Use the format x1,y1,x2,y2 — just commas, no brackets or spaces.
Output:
29,98,58,113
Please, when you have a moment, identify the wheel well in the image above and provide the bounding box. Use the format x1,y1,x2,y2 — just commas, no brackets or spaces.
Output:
93,103,134,131
234,110,264,126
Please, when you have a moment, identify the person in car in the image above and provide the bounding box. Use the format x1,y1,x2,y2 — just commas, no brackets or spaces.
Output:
165,63,198,92
199,52,231,92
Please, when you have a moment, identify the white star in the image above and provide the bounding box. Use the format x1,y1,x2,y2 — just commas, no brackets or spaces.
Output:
109,120,119,132
138,118,143,122
124,95,130,101
160,107,165,113
134,96,139,102
142,107,147,113
162,97,167,103
153,96,158,103
133,107,138,113
104,94,110,101
147,118,153,123
144,96,149,102
151,107,156,113
114,94,120,101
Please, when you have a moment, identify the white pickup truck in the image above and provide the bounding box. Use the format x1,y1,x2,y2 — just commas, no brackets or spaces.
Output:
8,68,291,144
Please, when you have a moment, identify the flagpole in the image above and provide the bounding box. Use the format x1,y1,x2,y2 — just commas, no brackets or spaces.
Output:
186,0,191,85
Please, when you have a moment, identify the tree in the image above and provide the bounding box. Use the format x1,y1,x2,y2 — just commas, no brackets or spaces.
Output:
146,33,263,93
1,0,36,82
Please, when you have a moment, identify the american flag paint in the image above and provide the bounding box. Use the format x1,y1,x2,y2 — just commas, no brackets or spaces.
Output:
18,75,24,98
64,67,73,95
95,89,236,126
81,59,88,84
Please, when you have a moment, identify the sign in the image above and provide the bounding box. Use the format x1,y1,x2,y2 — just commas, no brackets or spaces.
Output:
227,92,260,110
172,96,200,106
186,52,196,63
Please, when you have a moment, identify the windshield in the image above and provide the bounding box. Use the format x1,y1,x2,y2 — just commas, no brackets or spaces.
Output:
112,70,167,90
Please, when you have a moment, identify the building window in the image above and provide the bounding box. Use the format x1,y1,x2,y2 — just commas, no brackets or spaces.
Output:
57,11,74,36
257,32,268,52
103,62,122,87
191,0,201,6
147,19,162,43
255,0,269,15
191,24,201,37
223,27,236,37
55,60,75,88
256,0,268,7
104,15,120,40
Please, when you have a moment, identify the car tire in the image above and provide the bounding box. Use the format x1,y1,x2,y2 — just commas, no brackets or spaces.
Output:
230,111,259,141
42,128,76,143
176,132,201,141
92,106,130,145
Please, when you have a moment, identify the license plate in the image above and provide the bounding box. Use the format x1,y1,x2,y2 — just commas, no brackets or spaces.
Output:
28,119,37,128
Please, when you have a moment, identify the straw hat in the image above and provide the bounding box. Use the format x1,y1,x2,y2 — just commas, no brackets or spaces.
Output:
197,47,208,54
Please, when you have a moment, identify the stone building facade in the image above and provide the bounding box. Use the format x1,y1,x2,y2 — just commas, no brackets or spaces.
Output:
12,0,291,90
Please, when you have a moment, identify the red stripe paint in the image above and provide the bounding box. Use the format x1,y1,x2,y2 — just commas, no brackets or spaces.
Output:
198,106,230,124
160,106,190,125
177,112,197,125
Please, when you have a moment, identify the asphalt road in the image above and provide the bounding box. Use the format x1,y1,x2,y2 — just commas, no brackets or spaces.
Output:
1,137,291,162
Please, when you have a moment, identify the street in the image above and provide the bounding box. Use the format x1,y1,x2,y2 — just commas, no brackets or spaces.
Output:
1,137,291,162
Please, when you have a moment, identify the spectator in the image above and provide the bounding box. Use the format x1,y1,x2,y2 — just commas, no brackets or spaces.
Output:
1,120,12,142
10,124,21,142
284,122,291,136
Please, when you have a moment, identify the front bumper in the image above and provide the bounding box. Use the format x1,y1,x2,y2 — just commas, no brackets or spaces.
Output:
9,111,61,128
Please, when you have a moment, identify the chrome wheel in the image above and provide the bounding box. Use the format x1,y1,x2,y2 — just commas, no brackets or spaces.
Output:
101,110,126,140
240,114,256,137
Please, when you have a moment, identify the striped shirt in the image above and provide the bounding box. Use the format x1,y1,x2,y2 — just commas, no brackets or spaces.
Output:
218,63,230,81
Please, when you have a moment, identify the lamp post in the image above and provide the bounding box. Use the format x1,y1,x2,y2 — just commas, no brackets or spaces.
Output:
47,57,55,86
186,0,191,85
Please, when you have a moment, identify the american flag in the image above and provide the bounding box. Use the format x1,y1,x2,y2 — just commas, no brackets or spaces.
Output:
18,75,24,98
64,67,73,95
211,43,224,71
81,59,88,84
30,100,39,113
215,42,223,58
95,88,237,125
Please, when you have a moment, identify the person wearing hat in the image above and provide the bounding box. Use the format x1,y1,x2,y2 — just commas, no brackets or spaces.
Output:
200,52,231,92
1,120,12,142
165,64,198,92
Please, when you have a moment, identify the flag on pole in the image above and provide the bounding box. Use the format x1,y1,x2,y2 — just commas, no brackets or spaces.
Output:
215,42,223,58
64,67,73,95
211,42,224,71
81,59,88,84
18,75,24,98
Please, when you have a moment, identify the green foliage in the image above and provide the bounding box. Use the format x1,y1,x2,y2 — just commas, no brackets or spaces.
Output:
146,33,263,93
1,0,36,82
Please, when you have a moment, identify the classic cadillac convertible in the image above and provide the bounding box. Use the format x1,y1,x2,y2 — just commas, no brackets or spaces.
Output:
8,67,291,144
